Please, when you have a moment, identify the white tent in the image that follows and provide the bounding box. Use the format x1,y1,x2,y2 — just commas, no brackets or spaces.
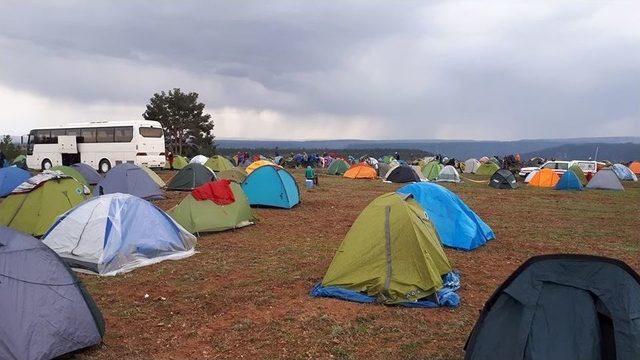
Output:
43,193,196,276
586,169,625,191
436,165,461,183
189,155,208,165
464,158,481,174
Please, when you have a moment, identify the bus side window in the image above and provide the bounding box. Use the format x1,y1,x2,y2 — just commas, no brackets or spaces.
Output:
115,126,133,142
96,127,115,143
36,130,51,144
51,129,66,143
66,128,83,142
81,128,96,143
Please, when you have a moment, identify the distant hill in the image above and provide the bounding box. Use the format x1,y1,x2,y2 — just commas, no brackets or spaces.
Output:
521,143,640,163
217,137,640,161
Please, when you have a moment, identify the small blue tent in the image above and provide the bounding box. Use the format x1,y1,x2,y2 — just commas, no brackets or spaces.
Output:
555,171,583,191
241,165,300,209
397,182,494,250
95,163,163,200
0,167,31,197
72,163,102,185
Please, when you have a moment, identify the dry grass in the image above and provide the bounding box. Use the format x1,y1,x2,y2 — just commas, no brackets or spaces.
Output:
77,169,640,360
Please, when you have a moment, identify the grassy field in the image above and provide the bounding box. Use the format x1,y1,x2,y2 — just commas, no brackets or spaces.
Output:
78,169,640,359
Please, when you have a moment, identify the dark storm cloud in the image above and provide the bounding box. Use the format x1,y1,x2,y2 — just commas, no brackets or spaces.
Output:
0,1,638,139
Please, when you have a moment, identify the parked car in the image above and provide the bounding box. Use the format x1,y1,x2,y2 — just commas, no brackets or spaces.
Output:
519,160,602,178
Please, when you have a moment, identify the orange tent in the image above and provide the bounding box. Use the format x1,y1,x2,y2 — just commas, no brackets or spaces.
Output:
343,163,377,179
528,168,560,188
629,161,640,175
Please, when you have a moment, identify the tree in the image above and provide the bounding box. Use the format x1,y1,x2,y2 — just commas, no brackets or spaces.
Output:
142,88,215,157
0,135,22,162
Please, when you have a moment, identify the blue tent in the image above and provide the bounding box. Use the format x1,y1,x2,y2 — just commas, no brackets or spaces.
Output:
555,170,583,191
95,163,163,200
612,164,637,181
397,182,494,250
43,193,196,275
71,163,102,185
0,167,31,197
241,165,300,209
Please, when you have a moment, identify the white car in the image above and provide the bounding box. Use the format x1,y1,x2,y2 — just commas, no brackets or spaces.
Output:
519,160,601,178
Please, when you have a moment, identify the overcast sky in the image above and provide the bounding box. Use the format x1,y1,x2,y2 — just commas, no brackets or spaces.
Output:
0,1,638,140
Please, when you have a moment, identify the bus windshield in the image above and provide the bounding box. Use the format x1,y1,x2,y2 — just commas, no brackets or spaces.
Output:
139,127,163,138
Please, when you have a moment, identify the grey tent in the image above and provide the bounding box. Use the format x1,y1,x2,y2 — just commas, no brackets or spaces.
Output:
463,158,481,174
0,226,104,359
465,254,640,360
167,163,216,191
71,163,102,185
385,165,421,183
489,169,517,189
95,163,164,199
436,165,461,183
586,168,624,191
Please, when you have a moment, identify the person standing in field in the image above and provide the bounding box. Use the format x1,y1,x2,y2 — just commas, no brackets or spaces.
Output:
167,151,174,170
305,165,318,186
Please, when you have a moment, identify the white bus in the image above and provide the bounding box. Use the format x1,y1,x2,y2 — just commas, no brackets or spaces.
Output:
26,120,166,172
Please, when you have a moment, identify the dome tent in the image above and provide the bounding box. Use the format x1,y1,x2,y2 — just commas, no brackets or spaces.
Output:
242,165,300,209
71,163,102,185
246,160,277,174
343,163,377,179
0,172,90,236
555,170,583,191
164,155,189,170
586,168,624,191
327,159,350,175
398,183,494,250
528,168,560,188
0,166,31,197
141,165,166,187
384,165,421,183
204,155,235,172
189,155,208,165
489,169,517,189
476,162,499,176
51,165,90,187
168,180,256,233
43,193,196,276
422,161,443,181
465,255,640,360
463,158,481,174
167,163,215,191
629,161,640,175
0,226,104,359
568,164,588,186
311,193,458,307
216,168,248,183
95,163,164,200
11,155,27,169
436,165,461,183
612,163,638,181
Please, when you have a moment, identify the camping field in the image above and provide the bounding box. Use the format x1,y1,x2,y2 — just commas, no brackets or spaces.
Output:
78,170,640,360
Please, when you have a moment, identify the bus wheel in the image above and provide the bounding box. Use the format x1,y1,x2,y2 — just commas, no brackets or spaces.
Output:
41,159,52,171
99,159,112,173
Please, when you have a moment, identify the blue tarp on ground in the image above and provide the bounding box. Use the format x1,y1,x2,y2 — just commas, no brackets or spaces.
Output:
397,182,494,251
555,171,583,191
310,272,461,308
241,165,300,209
0,167,31,197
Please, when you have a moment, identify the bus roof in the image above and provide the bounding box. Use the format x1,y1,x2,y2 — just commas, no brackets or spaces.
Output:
29,120,162,130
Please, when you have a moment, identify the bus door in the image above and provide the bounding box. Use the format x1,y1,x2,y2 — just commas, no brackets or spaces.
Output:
58,135,80,165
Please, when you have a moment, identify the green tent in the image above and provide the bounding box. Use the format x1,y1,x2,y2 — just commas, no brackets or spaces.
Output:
381,155,395,164
422,162,443,181
320,192,452,304
50,165,89,187
12,155,27,169
568,164,588,186
216,168,247,183
167,163,215,190
327,159,350,175
141,166,166,187
204,155,235,172
168,182,256,233
476,162,500,176
0,177,89,236
164,155,189,170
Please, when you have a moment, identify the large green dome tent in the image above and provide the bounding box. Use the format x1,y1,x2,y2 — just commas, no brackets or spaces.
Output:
327,159,350,175
205,155,235,172
421,162,443,181
476,162,500,176
311,193,458,307
50,165,90,187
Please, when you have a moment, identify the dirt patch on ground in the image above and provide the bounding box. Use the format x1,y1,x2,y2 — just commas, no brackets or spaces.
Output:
77,170,640,359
